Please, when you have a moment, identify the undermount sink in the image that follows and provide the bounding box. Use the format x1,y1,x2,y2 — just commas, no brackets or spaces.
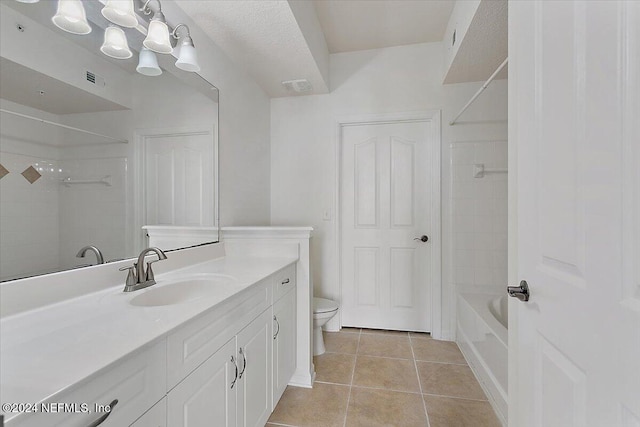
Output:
129,276,239,307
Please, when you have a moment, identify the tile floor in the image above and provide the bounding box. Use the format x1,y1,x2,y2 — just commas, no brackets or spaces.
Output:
267,328,501,427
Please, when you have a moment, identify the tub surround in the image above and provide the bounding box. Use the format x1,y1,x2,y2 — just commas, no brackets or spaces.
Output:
0,242,301,425
456,292,508,426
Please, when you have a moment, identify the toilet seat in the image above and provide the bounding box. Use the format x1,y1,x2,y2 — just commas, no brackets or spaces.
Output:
313,297,338,314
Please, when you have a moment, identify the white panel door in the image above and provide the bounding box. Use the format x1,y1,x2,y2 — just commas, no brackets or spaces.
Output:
144,131,213,227
341,121,435,331
511,1,640,426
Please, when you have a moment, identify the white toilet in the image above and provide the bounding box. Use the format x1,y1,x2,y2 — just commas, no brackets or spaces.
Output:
313,297,339,356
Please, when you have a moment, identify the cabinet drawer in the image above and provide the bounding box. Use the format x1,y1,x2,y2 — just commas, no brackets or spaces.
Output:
10,341,166,427
167,279,271,389
272,264,296,302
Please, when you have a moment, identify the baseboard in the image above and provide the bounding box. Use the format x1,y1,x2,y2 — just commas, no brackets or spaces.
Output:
288,371,314,389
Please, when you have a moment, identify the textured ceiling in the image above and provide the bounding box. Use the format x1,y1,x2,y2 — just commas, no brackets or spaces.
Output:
314,0,455,53
175,1,329,98
443,0,508,84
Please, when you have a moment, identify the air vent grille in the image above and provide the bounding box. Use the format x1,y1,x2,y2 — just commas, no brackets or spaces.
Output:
282,79,313,93
85,71,105,87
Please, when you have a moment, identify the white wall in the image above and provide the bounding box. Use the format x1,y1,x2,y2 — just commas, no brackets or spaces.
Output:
270,42,507,338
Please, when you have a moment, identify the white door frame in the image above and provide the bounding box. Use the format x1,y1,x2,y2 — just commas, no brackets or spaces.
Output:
134,125,217,253
334,110,443,339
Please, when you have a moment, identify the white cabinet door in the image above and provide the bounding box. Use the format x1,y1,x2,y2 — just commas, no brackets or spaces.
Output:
237,309,272,427
167,338,238,427
130,398,166,427
510,1,640,426
272,288,297,409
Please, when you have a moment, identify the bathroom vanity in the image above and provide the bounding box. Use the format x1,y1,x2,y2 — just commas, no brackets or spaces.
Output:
0,245,301,427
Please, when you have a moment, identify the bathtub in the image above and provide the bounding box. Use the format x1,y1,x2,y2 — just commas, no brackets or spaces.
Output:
457,292,508,426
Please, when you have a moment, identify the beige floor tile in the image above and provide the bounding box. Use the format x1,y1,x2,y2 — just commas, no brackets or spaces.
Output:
360,328,409,337
411,338,467,364
314,353,356,385
409,331,432,340
424,395,501,427
269,384,350,427
340,327,361,334
345,387,428,427
323,331,360,354
417,361,487,400
357,334,413,359
352,355,420,392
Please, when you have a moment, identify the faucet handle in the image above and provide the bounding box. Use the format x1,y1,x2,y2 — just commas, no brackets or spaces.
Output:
145,259,161,282
119,265,137,287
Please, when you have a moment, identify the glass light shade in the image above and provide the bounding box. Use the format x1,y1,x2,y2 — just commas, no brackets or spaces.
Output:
101,0,137,28
136,47,162,76
52,0,91,35
143,14,172,54
100,26,132,59
175,42,200,72
15,0,40,3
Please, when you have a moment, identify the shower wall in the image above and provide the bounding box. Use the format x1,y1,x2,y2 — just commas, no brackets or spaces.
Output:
0,102,128,281
449,141,508,292
58,156,127,270
0,150,61,280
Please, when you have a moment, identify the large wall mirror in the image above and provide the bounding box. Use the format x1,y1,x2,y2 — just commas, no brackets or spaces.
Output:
0,0,219,282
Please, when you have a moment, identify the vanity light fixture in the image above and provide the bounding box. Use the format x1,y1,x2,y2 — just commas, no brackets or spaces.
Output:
140,0,173,54
100,26,133,59
15,0,40,3
52,0,92,35
101,0,138,28
136,47,162,76
172,24,200,72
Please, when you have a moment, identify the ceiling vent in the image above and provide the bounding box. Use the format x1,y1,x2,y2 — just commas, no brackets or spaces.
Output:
85,71,106,87
282,79,313,93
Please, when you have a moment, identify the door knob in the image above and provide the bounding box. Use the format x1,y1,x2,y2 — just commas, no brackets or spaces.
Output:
414,235,429,243
507,280,530,302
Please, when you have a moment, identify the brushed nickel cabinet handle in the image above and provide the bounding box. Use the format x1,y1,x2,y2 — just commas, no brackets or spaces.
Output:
238,347,247,379
230,355,239,389
273,315,280,340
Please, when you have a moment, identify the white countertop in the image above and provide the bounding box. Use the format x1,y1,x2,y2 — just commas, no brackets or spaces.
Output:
0,255,297,422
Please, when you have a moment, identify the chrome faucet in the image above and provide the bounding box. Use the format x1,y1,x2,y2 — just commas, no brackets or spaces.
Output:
120,247,167,292
76,245,104,265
